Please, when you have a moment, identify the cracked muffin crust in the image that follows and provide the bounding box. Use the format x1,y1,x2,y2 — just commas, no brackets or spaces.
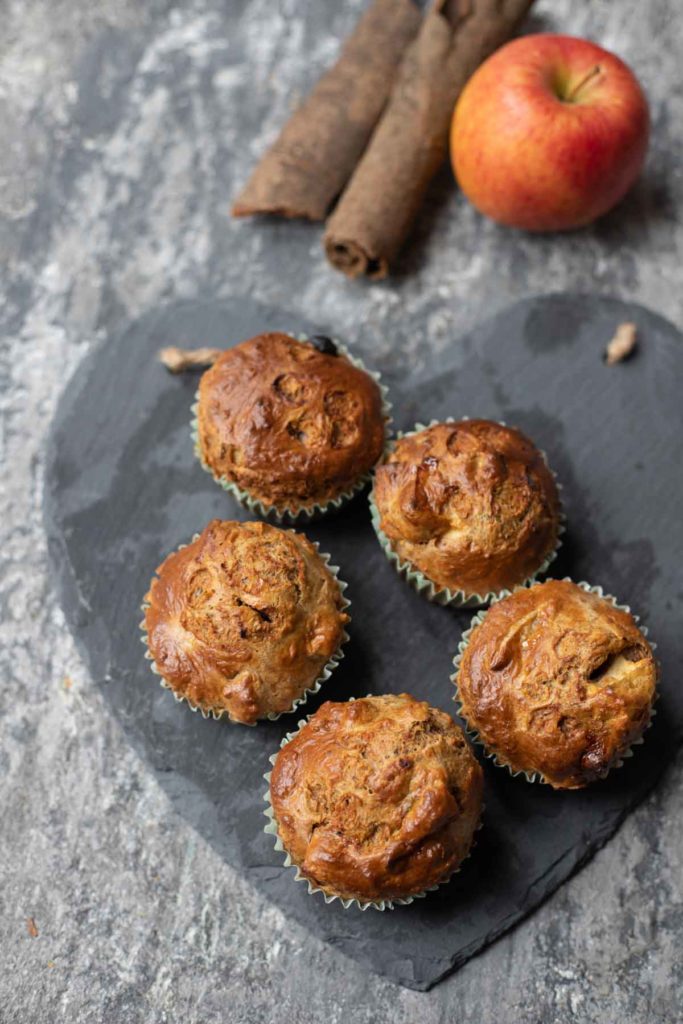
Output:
196,333,386,513
455,580,657,789
143,520,349,725
373,419,561,598
269,694,483,903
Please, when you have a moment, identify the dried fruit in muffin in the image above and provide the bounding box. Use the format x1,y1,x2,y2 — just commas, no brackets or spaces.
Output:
455,580,657,788
196,333,386,513
270,694,483,903
143,520,349,724
373,419,561,598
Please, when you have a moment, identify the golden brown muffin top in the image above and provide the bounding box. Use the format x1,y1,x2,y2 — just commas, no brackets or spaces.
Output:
456,580,657,789
373,419,561,597
144,520,348,725
197,333,386,511
270,694,483,902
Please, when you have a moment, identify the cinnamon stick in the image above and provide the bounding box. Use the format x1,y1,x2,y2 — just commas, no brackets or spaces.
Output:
324,0,536,278
232,0,422,221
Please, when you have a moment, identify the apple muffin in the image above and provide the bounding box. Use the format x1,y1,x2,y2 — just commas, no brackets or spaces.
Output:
195,332,388,517
454,580,657,789
371,419,562,603
142,520,349,725
268,694,483,905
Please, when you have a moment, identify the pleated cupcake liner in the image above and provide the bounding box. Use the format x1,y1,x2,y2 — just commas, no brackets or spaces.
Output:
263,697,484,911
369,417,566,610
191,336,393,524
139,532,351,726
450,577,659,785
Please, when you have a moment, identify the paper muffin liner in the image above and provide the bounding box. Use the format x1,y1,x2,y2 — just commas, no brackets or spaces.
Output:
139,532,351,726
369,417,566,609
263,697,483,911
451,577,659,785
191,336,393,524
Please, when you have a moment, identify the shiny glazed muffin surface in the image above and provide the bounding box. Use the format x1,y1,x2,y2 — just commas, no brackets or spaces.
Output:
144,520,348,724
456,580,657,789
197,333,385,510
373,419,561,597
270,694,483,902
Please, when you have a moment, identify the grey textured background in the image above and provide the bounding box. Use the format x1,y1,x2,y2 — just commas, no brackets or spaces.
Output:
1,1,682,1021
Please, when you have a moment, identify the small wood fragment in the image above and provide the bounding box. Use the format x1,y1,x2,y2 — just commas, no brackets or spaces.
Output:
605,322,637,365
158,346,222,373
26,917,39,938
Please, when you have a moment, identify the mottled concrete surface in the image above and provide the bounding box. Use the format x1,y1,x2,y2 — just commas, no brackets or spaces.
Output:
1,0,682,1021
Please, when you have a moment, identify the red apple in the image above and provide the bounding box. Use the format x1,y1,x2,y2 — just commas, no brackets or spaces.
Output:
450,34,650,231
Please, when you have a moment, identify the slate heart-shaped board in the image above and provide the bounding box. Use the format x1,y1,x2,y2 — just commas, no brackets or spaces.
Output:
44,293,683,991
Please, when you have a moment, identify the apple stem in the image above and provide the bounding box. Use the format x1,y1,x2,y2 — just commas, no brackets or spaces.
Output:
565,65,603,103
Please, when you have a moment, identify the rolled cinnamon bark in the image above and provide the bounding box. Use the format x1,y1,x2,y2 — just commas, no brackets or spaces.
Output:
324,0,536,279
232,0,422,222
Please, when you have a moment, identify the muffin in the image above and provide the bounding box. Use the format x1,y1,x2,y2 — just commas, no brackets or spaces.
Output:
454,580,658,789
371,419,562,604
142,519,349,725
195,332,388,518
267,694,483,907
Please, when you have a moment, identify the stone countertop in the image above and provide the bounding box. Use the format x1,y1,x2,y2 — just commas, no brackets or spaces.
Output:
1,1,681,1021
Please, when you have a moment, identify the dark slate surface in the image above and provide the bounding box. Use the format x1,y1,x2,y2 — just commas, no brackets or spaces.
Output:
44,292,683,991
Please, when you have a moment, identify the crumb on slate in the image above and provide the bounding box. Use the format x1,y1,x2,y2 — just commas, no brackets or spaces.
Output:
158,345,221,372
605,322,638,365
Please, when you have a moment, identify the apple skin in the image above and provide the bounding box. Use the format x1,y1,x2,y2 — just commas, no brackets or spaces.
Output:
450,34,650,232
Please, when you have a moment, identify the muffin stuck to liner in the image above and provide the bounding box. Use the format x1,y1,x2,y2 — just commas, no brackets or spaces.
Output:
142,520,350,725
372,419,562,604
195,332,389,519
454,579,658,789
268,694,483,906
